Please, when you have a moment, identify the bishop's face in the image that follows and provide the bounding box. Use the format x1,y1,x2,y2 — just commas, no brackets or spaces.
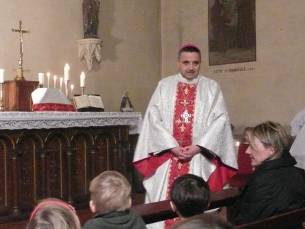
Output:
177,52,201,80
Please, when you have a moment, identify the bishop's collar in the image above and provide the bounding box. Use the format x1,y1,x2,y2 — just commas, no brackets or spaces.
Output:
177,73,199,85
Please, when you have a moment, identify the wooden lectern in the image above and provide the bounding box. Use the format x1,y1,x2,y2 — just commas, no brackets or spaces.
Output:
4,80,38,111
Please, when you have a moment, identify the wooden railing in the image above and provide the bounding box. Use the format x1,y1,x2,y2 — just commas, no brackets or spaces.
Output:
132,188,239,224
133,188,305,229
236,207,305,229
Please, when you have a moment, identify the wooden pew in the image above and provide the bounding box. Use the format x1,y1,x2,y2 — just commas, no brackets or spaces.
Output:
132,188,239,224
234,207,305,229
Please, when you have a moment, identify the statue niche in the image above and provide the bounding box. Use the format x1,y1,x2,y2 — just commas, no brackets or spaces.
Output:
82,0,101,38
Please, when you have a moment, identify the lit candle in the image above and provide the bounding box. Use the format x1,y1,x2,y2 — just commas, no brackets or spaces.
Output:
80,72,86,87
70,84,74,96
235,140,240,148
59,77,63,91
38,73,44,86
53,75,58,88
235,140,240,155
0,69,4,83
64,63,70,81
46,72,50,88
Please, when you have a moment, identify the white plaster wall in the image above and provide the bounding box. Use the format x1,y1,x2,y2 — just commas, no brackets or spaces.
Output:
94,0,161,112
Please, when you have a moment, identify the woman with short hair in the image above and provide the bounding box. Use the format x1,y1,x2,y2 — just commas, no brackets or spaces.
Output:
233,121,305,225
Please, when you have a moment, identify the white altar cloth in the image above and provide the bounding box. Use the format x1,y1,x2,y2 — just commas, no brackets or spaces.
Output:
0,112,142,134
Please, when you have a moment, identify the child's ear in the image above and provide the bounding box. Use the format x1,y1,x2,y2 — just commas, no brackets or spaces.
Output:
89,200,96,213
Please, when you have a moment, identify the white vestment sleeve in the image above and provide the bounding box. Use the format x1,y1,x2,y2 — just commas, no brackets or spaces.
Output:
290,108,305,136
290,125,305,170
194,83,237,169
290,108,305,169
133,82,178,162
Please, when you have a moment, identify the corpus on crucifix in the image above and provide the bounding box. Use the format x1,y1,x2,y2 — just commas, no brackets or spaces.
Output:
12,20,29,80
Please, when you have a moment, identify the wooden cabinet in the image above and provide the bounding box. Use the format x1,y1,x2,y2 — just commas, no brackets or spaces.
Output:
4,80,38,111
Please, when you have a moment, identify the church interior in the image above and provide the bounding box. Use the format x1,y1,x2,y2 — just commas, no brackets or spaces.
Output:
1,0,305,228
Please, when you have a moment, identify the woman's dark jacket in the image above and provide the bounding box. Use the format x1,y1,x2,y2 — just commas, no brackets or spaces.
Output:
233,152,305,225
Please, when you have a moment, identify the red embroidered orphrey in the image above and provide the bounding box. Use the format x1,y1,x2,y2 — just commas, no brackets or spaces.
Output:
164,82,197,228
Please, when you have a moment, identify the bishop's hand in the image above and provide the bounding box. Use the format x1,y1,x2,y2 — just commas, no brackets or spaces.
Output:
171,145,200,161
171,146,193,161
182,145,201,160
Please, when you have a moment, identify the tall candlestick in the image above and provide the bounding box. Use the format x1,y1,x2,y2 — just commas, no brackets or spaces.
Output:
53,75,58,88
59,77,63,92
65,79,69,97
64,63,70,81
0,69,4,111
70,84,74,98
0,83,3,111
0,69,4,83
80,72,86,87
46,72,50,88
38,73,44,87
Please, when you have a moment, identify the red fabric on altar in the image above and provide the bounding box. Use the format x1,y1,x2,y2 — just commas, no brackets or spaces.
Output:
32,103,76,112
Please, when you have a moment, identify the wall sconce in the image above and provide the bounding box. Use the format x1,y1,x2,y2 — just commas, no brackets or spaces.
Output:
78,38,102,71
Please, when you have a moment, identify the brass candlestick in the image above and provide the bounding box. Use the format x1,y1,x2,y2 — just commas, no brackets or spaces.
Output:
12,20,29,81
0,83,4,111
65,80,69,98
81,86,85,96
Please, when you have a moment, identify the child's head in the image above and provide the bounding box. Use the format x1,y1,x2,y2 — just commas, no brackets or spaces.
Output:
27,198,81,229
89,170,132,214
170,174,210,218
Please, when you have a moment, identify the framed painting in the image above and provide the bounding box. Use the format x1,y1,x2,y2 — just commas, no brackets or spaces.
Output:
208,0,256,66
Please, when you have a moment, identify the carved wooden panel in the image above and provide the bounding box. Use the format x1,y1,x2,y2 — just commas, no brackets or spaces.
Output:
0,136,14,216
45,132,68,200
0,125,134,222
17,134,39,212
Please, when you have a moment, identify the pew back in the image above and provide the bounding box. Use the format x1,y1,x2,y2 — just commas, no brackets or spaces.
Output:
132,188,239,224
235,207,305,229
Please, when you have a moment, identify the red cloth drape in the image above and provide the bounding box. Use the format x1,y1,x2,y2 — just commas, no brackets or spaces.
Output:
32,103,76,112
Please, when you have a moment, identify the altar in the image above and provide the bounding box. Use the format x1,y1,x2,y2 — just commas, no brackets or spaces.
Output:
0,112,141,221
